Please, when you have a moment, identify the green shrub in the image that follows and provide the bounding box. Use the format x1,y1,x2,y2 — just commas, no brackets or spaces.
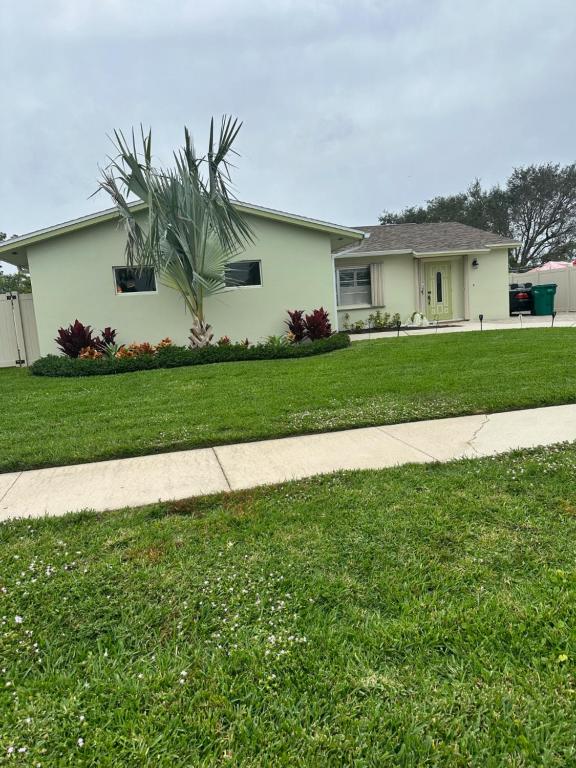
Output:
30,333,351,378
367,310,391,330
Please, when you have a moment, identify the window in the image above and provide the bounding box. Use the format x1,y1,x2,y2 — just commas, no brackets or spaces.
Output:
337,267,371,306
114,267,156,294
225,260,262,288
436,271,443,303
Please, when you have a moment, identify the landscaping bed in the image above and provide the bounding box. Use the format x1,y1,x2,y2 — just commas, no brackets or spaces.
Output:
1,444,576,765
30,332,350,377
347,322,462,335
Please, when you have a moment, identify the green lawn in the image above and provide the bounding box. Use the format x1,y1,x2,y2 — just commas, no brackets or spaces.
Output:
1,328,575,473
1,445,576,765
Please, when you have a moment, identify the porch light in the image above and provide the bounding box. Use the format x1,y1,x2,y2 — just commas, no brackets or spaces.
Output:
472,258,479,269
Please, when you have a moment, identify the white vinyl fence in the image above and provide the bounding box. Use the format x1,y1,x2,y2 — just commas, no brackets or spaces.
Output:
509,267,576,313
0,293,41,367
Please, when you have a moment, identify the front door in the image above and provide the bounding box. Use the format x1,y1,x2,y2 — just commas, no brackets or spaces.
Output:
425,263,452,321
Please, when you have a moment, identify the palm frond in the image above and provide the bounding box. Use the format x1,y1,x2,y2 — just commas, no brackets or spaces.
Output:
97,116,254,328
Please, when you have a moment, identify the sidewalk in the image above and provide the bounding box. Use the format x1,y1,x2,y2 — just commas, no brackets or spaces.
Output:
1,403,576,521
349,313,576,341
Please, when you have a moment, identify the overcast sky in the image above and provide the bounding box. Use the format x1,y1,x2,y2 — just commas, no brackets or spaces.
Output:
1,0,575,250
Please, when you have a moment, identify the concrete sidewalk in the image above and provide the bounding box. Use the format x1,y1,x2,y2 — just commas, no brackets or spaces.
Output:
1,403,576,521
349,313,576,342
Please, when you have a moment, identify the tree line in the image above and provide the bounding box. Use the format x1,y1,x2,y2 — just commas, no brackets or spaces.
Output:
380,164,576,269
0,232,32,293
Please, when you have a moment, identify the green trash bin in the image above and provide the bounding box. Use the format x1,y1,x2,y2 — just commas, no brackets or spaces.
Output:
531,283,557,315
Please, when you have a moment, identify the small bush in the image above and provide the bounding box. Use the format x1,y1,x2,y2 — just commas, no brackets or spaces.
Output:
286,310,306,342
129,342,156,356
304,307,332,340
78,346,103,360
55,320,98,358
96,327,118,351
31,333,351,378
367,310,391,330
264,334,290,349
55,320,119,358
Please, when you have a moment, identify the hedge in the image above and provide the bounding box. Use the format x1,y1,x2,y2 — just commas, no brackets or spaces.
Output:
30,333,351,377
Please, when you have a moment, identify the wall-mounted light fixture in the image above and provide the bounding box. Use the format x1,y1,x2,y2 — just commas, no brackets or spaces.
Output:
472,258,479,269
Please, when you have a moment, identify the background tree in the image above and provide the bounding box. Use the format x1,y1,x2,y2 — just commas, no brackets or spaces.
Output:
0,266,32,294
0,232,32,293
380,164,576,269
98,117,254,346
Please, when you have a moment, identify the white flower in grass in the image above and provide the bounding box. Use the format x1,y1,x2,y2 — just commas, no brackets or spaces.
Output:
14,615,23,624
77,738,84,747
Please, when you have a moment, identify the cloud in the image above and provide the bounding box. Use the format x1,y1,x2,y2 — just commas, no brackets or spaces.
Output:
1,0,575,241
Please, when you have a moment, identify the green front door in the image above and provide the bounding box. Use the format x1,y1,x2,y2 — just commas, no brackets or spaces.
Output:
425,262,453,321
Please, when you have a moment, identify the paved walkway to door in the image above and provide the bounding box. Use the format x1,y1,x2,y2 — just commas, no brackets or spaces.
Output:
1,403,575,522
349,312,576,341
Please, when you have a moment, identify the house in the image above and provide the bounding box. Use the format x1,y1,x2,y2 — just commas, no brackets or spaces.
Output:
333,222,520,328
0,205,519,360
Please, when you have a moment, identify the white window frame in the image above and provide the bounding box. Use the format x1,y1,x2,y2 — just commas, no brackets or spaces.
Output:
223,260,263,290
336,266,371,307
113,266,158,296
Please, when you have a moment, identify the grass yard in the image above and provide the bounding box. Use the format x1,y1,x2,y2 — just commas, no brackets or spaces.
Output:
1,328,575,473
1,444,576,765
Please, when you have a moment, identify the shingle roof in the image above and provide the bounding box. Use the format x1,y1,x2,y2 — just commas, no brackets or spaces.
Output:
335,222,520,255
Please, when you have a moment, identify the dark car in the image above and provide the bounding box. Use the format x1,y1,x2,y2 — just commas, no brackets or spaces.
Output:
509,283,533,314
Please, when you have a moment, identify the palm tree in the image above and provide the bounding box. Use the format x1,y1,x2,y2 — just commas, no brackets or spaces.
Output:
97,117,254,346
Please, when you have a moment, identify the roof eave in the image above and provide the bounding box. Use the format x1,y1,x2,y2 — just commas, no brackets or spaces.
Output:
414,243,520,257
233,201,365,241
334,242,520,258
0,200,364,259
334,248,414,258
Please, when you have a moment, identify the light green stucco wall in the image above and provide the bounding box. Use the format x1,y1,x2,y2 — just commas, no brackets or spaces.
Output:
466,248,509,320
335,248,509,328
27,213,337,355
335,253,416,328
